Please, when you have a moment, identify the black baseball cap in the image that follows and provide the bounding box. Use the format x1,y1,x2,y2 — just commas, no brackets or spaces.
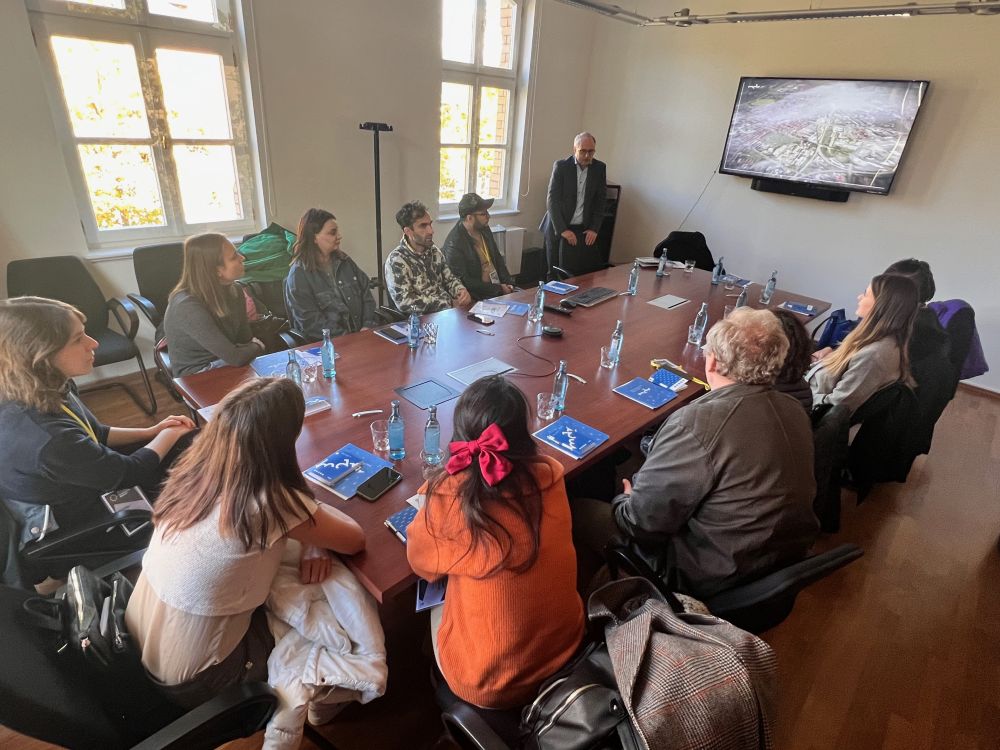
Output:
458,193,495,218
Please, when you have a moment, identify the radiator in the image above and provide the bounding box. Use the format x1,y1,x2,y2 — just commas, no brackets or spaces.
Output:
491,226,526,274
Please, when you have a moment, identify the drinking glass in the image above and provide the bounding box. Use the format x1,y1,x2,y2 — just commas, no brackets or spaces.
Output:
420,323,438,345
684,259,696,273
723,275,736,291
301,362,321,383
600,345,615,369
687,324,702,346
536,392,557,421
370,420,390,452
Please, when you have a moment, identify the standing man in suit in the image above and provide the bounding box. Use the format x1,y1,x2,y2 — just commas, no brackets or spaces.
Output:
539,132,607,279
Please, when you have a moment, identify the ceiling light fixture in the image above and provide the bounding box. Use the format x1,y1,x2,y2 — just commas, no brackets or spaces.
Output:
552,0,1000,26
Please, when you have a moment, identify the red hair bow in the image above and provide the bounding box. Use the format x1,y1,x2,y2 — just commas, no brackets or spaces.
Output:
445,423,513,487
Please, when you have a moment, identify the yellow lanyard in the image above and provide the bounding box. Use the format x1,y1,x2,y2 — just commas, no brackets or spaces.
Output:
61,397,98,444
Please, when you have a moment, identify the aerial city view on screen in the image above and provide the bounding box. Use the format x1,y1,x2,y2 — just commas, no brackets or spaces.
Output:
720,78,927,193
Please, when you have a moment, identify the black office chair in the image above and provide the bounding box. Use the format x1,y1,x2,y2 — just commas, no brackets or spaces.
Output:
811,403,851,533
652,231,714,272
0,581,278,749
128,242,185,339
7,255,157,415
1,497,151,589
434,668,522,750
605,543,863,634
848,382,918,502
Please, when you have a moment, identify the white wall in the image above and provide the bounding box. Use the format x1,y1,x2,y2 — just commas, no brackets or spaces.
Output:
579,3,999,390
0,0,595,383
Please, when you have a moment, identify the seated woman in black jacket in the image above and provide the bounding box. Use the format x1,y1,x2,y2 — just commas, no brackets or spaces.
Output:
0,297,195,572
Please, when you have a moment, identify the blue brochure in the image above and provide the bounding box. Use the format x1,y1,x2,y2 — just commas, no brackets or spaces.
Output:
304,443,393,500
494,300,530,316
543,281,579,295
613,377,678,410
533,415,609,460
779,300,818,317
251,347,332,377
415,577,447,612
650,368,688,391
385,505,418,543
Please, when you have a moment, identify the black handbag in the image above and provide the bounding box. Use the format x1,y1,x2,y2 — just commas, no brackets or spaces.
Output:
519,641,639,750
23,565,134,669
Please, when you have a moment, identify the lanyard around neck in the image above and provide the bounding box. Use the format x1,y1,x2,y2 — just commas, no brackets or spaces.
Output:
61,395,97,444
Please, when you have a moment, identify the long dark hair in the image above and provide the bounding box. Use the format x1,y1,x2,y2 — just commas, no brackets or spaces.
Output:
154,377,313,552
772,308,813,384
424,376,545,578
291,208,338,273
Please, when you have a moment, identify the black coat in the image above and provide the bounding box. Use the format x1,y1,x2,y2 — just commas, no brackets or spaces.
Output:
441,222,512,301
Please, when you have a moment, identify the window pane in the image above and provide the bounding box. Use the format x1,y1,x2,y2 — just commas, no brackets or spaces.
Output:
478,86,510,145
476,148,506,200
439,148,469,203
172,145,243,223
51,37,149,139
442,0,476,63
156,48,231,139
441,82,473,144
148,0,218,23
70,0,126,8
482,0,516,69
78,145,165,230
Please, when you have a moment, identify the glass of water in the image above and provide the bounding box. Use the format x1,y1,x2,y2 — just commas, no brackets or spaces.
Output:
370,420,390,452
536,392,557,421
687,324,702,346
684,259,696,273
723,275,736,292
420,323,438,345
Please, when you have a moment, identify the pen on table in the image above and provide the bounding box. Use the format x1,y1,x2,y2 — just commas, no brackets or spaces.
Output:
475,329,495,336
568,373,587,384
352,409,384,418
327,462,362,486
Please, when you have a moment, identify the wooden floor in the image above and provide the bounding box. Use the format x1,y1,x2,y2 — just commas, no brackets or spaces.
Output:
3,375,998,750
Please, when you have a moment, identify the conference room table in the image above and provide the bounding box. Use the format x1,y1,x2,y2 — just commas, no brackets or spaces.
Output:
174,264,829,603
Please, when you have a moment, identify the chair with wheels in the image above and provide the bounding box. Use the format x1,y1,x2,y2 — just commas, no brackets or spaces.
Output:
0,579,278,750
605,542,864,634
434,668,520,750
652,231,714,271
7,255,157,415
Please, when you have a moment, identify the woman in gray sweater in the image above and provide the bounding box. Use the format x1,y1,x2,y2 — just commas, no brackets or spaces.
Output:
164,233,266,377
809,273,919,416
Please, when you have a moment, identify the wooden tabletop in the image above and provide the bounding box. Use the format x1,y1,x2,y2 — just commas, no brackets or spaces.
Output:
174,264,829,602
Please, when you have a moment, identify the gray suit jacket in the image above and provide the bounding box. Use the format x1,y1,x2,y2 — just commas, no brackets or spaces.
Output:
612,383,819,599
540,156,607,237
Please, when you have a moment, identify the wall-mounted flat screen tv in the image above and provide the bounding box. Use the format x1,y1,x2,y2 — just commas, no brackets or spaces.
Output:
719,77,929,195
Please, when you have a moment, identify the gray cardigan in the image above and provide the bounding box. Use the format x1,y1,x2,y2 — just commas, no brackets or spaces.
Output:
612,383,818,599
164,289,261,376
808,337,901,417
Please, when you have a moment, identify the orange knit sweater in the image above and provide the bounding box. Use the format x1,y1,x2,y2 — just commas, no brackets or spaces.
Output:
406,455,584,708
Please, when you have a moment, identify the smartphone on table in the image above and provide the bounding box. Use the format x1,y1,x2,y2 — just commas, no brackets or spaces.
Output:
357,467,403,501
466,313,494,325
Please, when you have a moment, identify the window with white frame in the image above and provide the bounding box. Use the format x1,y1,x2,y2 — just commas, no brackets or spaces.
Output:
29,0,258,249
439,0,521,210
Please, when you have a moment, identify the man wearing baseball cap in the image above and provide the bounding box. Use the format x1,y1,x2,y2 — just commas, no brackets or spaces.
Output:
441,193,515,301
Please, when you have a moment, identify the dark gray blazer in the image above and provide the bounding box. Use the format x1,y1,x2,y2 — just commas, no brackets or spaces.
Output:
540,156,607,238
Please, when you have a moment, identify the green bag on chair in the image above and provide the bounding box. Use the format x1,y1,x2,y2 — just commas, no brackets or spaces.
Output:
238,223,295,283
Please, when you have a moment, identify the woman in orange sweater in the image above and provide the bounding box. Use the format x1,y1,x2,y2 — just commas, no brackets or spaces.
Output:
406,375,584,709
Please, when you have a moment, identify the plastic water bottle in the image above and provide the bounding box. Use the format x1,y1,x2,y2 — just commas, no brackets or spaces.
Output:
760,270,778,304
693,302,709,341
388,399,406,460
321,328,336,379
656,254,669,278
711,256,726,285
423,405,442,465
528,281,545,322
626,260,640,296
285,350,302,387
735,285,748,308
553,360,569,411
407,313,420,349
609,320,624,365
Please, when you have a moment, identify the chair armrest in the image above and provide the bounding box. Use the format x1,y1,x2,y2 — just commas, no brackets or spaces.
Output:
375,306,405,324
131,682,278,750
551,265,571,281
442,703,512,750
127,293,163,329
107,296,140,340
22,508,152,560
279,330,307,349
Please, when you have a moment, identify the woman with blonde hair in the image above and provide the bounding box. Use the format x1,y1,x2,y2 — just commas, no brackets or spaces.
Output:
164,233,266,376
0,297,194,571
809,273,919,416
126,377,365,707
